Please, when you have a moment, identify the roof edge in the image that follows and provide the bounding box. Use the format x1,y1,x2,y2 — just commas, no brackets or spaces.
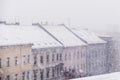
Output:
0,43,33,48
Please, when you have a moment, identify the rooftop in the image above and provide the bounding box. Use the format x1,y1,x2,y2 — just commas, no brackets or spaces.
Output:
42,25,86,47
70,28,106,44
94,32,112,38
0,24,62,48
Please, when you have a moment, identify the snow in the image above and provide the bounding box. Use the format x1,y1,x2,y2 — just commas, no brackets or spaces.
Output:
0,24,62,48
70,72,120,80
94,32,112,38
70,28,106,44
42,25,86,47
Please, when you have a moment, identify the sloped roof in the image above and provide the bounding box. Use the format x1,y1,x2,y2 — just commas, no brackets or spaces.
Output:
95,32,112,38
42,25,86,47
0,24,62,48
70,28,106,44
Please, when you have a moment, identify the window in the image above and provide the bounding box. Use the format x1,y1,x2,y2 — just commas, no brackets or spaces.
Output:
23,55,26,64
73,52,75,59
64,67,67,71
14,74,18,80
52,54,54,62
82,64,85,70
81,52,83,58
27,71,30,80
57,54,59,61
33,70,37,80
60,54,62,61
83,52,85,57
77,52,79,59
69,53,71,60
7,57,10,67
95,52,97,57
15,57,18,66
81,64,83,69
0,58,1,68
22,72,25,80
57,67,59,76
40,71,43,80
52,68,55,77
40,56,43,64
77,65,79,70
34,56,37,65
6,75,10,80
46,68,49,78
23,55,30,64
27,55,30,63
65,54,67,61
46,55,49,63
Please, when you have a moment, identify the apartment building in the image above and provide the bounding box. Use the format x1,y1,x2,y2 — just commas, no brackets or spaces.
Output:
0,24,34,80
95,33,112,73
32,47,63,80
27,25,63,80
102,33,120,73
0,44,33,80
0,23,111,79
41,24,87,77
68,27,107,76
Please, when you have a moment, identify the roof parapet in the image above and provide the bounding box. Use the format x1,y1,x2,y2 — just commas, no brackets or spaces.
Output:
0,43,33,48
0,21,20,25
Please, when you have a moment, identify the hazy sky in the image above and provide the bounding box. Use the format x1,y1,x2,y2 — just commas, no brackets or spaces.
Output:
0,0,120,32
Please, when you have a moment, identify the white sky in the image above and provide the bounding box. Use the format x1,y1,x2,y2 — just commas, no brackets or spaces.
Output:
0,0,120,32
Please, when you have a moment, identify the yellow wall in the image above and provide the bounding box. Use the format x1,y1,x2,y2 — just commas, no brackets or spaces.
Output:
0,45,33,80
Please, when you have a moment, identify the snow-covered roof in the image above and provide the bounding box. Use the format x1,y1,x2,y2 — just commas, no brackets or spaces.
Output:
0,24,62,48
95,32,112,38
70,28,106,44
42,25,86,47
70,72,120,80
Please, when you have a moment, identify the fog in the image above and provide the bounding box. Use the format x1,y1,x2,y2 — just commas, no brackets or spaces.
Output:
0,0,120,32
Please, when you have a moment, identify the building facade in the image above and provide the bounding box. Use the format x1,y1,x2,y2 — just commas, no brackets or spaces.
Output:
103,33,120,73
68,28,107,76
41,24,87,78
0,44,33,80
0,24,64,80
96,33,113,73
62,46,87,78
0,23,114,80
86,44,107,76
32,47,63,80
